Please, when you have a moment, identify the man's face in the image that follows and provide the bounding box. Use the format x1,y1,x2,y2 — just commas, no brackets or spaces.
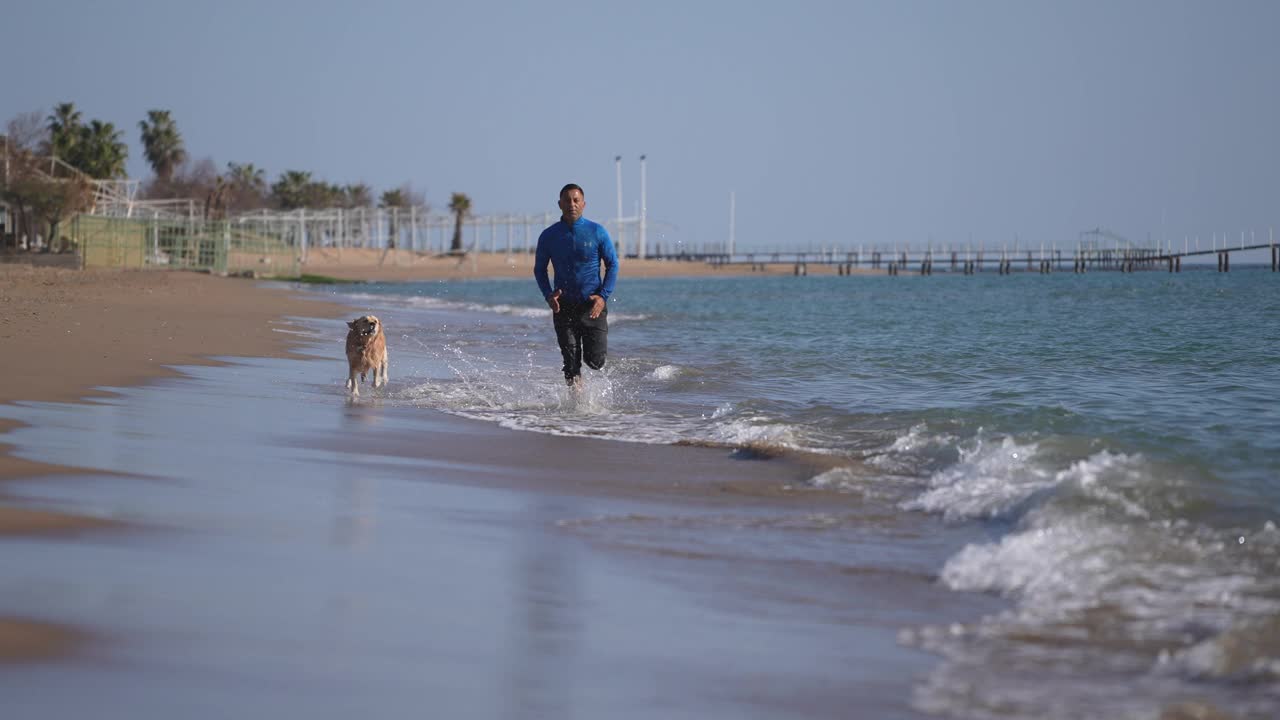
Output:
559,189,585,222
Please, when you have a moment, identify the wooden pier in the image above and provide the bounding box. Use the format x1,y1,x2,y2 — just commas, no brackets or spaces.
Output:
689,228,1279,276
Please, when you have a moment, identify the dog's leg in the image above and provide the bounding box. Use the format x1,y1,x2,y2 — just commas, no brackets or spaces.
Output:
347,370,359,396
380,359,389,388
371,365,380,389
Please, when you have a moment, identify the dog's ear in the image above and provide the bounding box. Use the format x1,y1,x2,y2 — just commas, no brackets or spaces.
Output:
347,320,356,329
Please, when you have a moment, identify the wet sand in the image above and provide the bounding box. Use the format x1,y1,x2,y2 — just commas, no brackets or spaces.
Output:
0,262,983,718
0,265,348,662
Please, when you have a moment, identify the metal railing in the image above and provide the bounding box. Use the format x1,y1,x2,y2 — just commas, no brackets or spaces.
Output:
75,214,298,276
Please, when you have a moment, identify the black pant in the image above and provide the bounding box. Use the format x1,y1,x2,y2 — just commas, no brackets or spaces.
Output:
553,300,608,382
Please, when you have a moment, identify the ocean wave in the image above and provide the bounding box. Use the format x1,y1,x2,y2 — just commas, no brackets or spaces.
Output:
807,466,860,492
866,423,959,476
333,291,649,322
906,447,1280,718
650,364,682,380
705,416,812,453
902,435,1051,520
1159,610,1280,683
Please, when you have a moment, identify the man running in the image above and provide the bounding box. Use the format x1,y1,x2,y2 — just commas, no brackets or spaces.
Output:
533,183,619,388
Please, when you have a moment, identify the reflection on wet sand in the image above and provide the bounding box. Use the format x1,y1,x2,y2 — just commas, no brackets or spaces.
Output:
503,499,582,719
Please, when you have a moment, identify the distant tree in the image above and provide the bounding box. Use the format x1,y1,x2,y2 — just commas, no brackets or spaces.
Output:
379,189,407,251
45,102,82,160
379,188,406,209
0,147,91,252
205,175,230,219
226,162,266,194
145,156,218,205
0,145,37,248
400,183,427,211
29,175,92,251
69,120,128,179
138,109,186,184
382,183,426,212
449,192,471,254
271,170,313,210
3,108,88,251
295,182,329,208
343,183,373,208
6,110,47,152
265,173,392,211
309,182,343,208
225,162,268,212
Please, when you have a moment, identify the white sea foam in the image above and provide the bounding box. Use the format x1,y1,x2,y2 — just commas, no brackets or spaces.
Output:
939,512,1124,610
706,403,733,420
650,364,681,380
706,417,808,451
926,445,1280,680
340,291,649,322
903,435,1050,520
1160,616,1280,682
929,451,1165,601
807,467,860,493
908,493,1280,717
867,424,958,475
887,423,953,454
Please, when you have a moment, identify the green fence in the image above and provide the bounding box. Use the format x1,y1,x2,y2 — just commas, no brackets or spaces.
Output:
74,214,300,276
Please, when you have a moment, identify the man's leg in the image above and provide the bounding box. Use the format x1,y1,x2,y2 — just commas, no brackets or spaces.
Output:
553,304,583,384
579,306,608,371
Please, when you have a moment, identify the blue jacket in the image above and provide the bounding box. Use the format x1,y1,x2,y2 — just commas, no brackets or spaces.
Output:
534,217,619,303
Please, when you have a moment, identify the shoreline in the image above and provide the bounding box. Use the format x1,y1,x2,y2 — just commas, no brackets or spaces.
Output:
0,319,957,719
1,253,847,525
0,265,350,662
0,259,830,669
0,260,997,718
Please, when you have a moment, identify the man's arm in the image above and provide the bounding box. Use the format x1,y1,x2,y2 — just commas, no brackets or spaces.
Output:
587,226,618,320
597,226,619,300
533,232,553,299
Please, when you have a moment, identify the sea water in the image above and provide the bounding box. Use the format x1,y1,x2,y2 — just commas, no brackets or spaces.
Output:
321,267,1280,718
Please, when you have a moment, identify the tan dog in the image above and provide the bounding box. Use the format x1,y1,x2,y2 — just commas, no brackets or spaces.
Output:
345,315,388,396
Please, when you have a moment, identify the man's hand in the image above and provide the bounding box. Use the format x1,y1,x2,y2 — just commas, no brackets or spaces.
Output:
547,289,562,314
588,294,605,319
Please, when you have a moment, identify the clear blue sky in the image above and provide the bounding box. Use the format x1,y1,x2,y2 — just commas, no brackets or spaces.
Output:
4,0,1278,254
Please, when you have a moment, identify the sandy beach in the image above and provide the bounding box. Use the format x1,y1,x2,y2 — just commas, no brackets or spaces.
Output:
0,263,347,663
0,256,985,718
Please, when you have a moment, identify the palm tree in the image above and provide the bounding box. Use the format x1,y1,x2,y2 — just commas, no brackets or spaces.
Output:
138,109,187,183
379,189,407,251
45,102,82,161
205,175,230,219
225,162,267,211
379,188,406,209
344,183,373,209
449,192,471,254
227,162,266,193
71,120,128,179
271,170,312,210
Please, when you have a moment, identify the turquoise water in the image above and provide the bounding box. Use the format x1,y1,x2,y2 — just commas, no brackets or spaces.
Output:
326,267,1280,718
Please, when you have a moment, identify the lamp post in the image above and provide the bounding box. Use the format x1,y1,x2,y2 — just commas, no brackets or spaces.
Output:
639,154,647,259
614,155,624,257
729,190,736,259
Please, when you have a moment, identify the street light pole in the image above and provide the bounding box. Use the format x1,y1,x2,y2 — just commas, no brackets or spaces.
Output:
614,155,624,257
639,154,647,259
729,190,735,258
